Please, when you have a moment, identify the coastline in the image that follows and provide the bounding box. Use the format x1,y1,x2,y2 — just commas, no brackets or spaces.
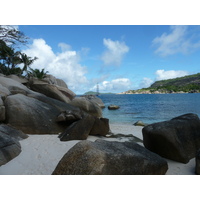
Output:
0,123,196,175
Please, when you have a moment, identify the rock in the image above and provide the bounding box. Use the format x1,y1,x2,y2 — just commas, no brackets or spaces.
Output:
55,78,68,88
89,117,110,136
58,114,95,141
29,84,72,103
0,76,32,95
52,139,168,175
56,110,83,123
0,97,5,122
81,95,105,108
108,104,120,110
0,84,11,98
142,113,200,163
7,75,28,84
4,93,79,134
133,120,148,127
0,132,21,166
0,124,28,141
196,149,200,175
70,97,102,118
56,85,76,100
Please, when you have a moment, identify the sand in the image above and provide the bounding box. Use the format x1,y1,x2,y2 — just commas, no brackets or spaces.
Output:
0,123,196,175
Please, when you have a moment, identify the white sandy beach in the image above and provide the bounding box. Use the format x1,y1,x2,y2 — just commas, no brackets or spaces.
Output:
0,124,196,175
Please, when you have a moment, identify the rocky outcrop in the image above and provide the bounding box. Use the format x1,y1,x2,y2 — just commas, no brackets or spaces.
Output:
0,132,21,166
195,149,200,175
81,95,105,108
89,117,110,136
29,83,72,103
52,139,168,175
0,97,5,122
4,93,79,134
0,124,28,140
108,104,120,110
142,113,200,163
70,97,102,118
58,114,95,141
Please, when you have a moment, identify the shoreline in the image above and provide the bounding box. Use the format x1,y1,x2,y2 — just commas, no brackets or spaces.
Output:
0,123,196,175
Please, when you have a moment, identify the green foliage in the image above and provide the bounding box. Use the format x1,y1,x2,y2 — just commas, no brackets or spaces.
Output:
27,68,49,79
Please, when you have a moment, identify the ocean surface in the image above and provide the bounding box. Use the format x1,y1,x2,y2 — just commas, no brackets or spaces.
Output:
98,93,200,125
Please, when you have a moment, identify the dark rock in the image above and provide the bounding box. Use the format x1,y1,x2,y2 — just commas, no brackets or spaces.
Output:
133,120,148,127
195,149,200,175
52,139,168,175
56,109,83,123
108,105,120,110
89,117,110,136
142,113,200,163
0,124,28,141
70,97,102,117
29,83,72,103
0,132,21,166
4,94,79,134
81,95,105,108
58,114,95,141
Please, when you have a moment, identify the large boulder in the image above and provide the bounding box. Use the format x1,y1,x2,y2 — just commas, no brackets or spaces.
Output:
89,117,110,136
0,76,32,95
58,114,95,141
0,97,5,122
142,113,200,163
81,95,105,108
0,132,21,166
0,124,28,141
195,149,200,175
70,97,102,117
29,83,72,103
52,139,168,175
4,94,79,134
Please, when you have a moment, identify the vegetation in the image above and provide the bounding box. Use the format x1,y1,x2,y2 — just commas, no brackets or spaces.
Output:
0,25,44,78
127,73,200,94
27,68,49,79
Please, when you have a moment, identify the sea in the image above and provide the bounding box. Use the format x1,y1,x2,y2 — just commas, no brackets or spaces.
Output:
98,93,200,125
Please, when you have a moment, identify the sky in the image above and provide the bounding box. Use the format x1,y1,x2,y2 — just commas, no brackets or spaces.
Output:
18,25,200,94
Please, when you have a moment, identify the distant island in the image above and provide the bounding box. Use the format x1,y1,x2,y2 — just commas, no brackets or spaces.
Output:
84,91,115,95
120,73,200,94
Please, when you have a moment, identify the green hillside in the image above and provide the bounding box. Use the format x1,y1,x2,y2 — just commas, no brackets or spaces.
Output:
127,73,200,94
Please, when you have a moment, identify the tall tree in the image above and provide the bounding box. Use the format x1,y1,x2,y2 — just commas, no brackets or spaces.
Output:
0,25,28,47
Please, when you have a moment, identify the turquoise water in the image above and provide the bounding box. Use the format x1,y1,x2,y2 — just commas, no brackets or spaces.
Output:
99,93,200,125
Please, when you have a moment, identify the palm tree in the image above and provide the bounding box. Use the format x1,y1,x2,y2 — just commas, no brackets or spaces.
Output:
19,52,38,72
27,68,49,79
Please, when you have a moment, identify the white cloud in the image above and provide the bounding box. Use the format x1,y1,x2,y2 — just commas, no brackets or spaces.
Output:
139,77,154,88
101,38,129,66
94,78,132,93
152,25,200,56
155,69,189,80
23,39,88,93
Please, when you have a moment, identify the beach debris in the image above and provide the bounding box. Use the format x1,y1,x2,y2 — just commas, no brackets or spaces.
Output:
108,104,120,110
52,139,168,175
143,113,200,164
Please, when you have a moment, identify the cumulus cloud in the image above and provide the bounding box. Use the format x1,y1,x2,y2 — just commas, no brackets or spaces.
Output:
101,38,129,66
152,25,200,56
139,77,154,88
96,78,132,93
155,69,189,80
23,38,88,93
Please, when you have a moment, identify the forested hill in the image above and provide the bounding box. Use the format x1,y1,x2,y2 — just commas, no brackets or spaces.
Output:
121,73,200,94
151,73,200,89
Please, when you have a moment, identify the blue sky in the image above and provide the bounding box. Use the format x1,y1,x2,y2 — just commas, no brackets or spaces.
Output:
18,25,200,94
